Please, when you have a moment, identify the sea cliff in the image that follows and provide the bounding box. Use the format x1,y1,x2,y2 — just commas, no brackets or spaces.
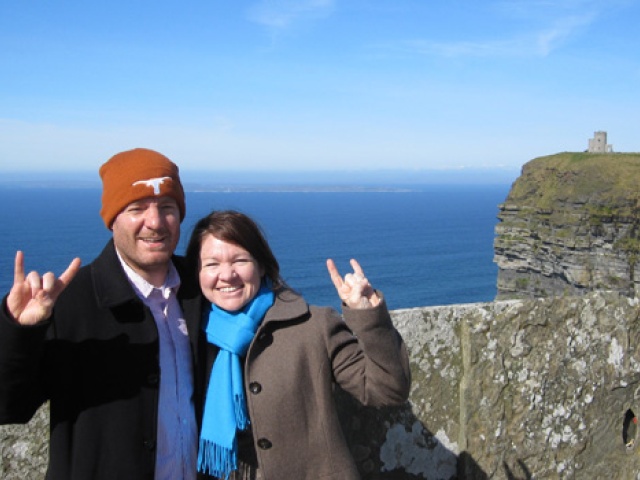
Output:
495,152,640,300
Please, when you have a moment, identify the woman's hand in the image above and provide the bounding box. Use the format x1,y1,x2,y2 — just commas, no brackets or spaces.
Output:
326,258,380,309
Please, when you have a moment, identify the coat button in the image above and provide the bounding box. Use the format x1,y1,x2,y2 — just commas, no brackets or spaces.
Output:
147,373,160,386
249,382,262,394
143,439,156,451
257,331,272,345
257,438,272,450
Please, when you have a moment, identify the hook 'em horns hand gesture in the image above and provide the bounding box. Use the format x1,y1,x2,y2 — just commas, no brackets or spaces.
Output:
326,258,380,309
7,251,81,326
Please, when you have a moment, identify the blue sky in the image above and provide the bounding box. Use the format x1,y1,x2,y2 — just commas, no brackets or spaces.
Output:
1,0,639,178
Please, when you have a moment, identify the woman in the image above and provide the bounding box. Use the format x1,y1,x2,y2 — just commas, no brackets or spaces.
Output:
186,210,411,480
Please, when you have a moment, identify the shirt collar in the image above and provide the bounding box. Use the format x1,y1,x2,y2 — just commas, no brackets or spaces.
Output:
116,249,181,300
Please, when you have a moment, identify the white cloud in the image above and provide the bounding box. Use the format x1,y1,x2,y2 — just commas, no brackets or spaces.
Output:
378,0,613,59
534,13,595,55
494,0,608,17
398,38,522,58
246,0,335,29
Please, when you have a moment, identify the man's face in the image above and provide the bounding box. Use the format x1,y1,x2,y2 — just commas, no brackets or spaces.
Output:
111,195,181,286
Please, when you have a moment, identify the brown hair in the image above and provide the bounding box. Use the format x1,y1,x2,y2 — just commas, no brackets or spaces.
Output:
186,210,286,290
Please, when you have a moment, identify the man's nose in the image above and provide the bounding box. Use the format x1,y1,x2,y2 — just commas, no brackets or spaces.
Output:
144,204,163,228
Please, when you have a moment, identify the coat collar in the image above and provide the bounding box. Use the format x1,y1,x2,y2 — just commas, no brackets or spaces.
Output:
90,239,203,369
91,239,140,309
263,288,309,324
90,239,198,307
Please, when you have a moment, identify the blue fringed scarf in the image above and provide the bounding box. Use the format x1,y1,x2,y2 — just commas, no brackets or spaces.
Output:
198,283,275,479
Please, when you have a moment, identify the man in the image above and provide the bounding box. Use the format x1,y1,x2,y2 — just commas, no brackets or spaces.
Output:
0,148,202,479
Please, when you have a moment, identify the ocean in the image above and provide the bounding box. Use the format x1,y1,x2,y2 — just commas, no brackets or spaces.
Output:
0,184,510,311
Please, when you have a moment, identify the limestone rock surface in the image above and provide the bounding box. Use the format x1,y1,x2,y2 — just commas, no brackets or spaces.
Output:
5,292,640,479
494,152,640,300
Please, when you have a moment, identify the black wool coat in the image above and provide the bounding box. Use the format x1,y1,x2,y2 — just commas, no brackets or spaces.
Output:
0,240,204,480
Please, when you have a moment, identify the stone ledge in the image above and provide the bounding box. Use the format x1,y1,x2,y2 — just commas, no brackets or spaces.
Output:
3,292,640,479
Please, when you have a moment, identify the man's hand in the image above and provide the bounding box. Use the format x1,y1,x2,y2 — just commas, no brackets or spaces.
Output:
7,251,81,325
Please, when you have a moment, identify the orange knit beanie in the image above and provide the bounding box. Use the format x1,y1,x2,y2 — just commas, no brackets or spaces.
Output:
99,148,186,229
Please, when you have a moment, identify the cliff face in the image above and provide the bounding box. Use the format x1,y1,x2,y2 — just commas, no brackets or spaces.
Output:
494,152,640,300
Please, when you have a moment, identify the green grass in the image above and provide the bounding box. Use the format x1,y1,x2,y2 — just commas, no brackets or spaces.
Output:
507,152,640,211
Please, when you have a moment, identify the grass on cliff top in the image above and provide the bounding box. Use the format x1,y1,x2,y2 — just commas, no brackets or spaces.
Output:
506,152,640,209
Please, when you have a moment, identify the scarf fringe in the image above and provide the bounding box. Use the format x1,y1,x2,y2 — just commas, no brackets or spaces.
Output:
198,438,237,479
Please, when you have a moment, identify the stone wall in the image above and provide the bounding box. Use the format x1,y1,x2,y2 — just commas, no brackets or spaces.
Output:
340,292,640,479
3,292,640,479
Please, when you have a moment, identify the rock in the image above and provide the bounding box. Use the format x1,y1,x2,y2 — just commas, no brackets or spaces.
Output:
494,152,640,300
4,292,640,479
336,292,640,479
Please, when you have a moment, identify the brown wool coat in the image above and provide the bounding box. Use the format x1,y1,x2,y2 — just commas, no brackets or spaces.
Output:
202,289,411,480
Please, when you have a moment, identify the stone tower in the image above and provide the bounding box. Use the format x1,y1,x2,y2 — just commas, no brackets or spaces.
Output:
588,130,613,152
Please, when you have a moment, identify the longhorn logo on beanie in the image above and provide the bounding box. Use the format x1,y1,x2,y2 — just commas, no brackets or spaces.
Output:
99,148,186,229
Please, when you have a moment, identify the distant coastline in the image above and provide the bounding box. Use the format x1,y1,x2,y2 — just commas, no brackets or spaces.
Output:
0,167,519,190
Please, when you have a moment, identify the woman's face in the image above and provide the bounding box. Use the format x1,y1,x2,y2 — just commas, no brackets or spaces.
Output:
198,234,264,312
